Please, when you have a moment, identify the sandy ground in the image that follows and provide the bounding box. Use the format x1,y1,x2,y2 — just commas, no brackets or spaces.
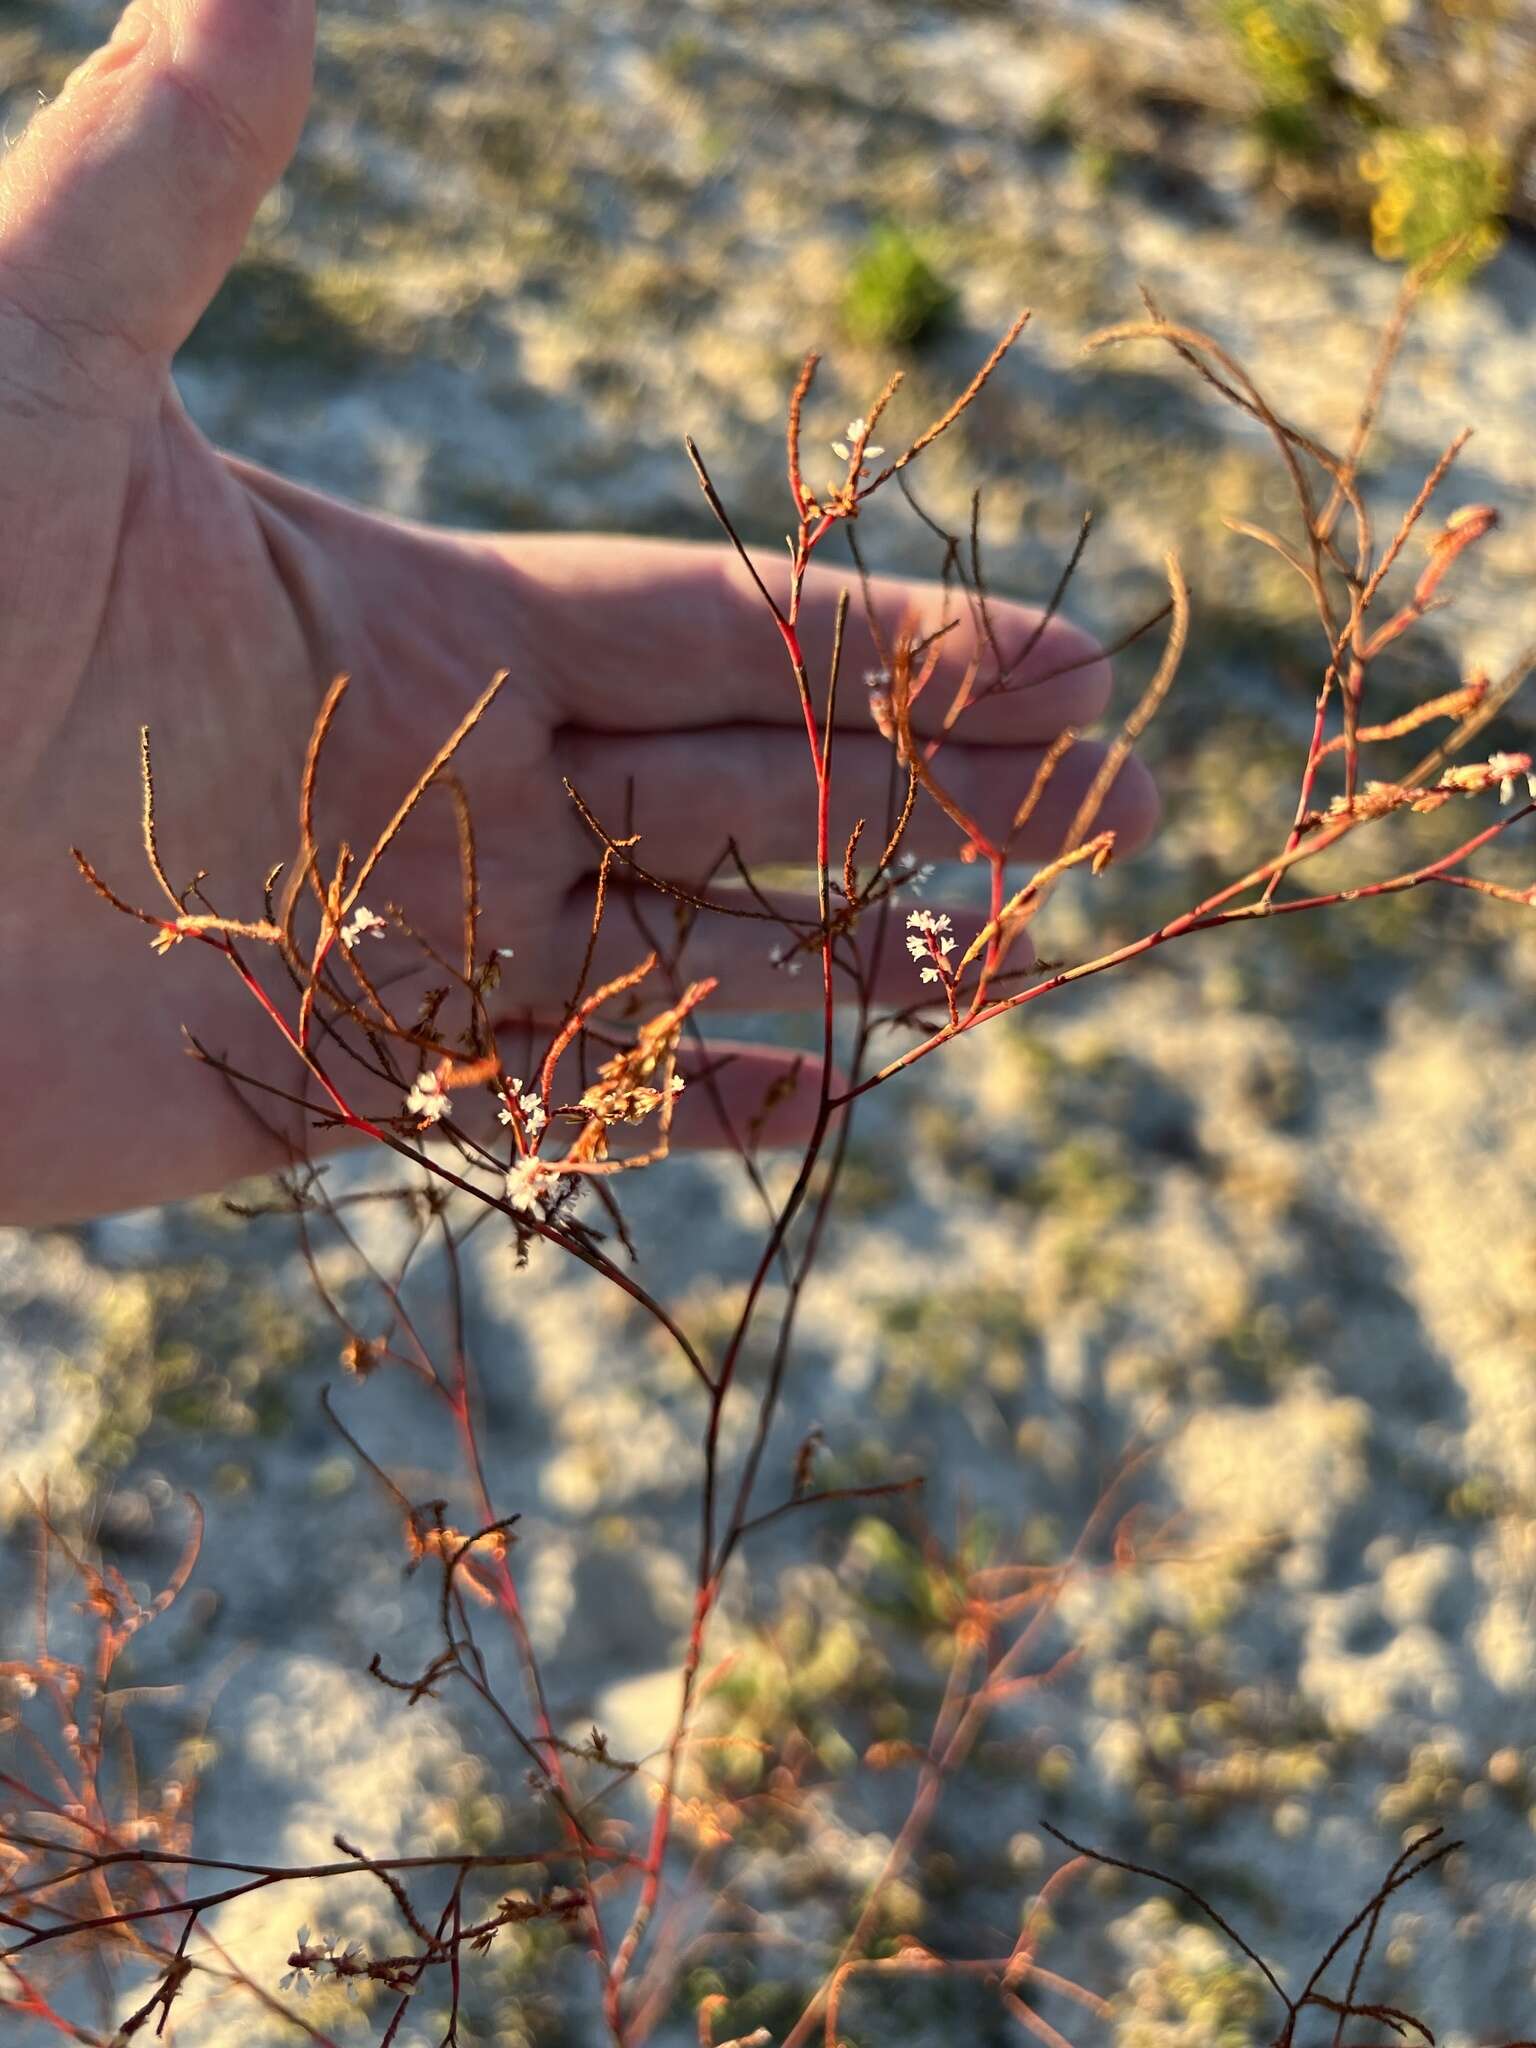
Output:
3,3,1536,2043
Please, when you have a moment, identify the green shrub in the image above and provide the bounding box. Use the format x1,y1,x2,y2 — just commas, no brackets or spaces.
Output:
840,223,956,349
1217,0,1333,110
1359,124,1509,282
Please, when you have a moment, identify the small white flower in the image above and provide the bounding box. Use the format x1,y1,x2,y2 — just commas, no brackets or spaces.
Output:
506,1157,559,1221
280,1928,332,1995
1487,751,1532,805
832,417,883,462
405,1070,449,1123
497,1084,546,1134
905,908,951,958
339,904,386,948
906,909,956,977
496,945,516,958
670,1074,686,1094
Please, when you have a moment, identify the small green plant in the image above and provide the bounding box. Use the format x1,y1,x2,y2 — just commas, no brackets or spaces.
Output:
1360,124,1509,283
1074,140,1121,193
1209,0,1521,282
840,223,955,349
1218,0,1334,112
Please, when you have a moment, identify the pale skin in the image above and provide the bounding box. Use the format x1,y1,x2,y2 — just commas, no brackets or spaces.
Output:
0,0,1157,1227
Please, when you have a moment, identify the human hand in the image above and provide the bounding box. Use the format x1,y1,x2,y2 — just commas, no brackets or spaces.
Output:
0,0,1157,1226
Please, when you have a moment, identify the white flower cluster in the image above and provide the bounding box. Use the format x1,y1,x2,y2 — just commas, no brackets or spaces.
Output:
404,1069,448,1124
831,416,884,462
1433,751,1536,804
506,1155,561,1221
339,904,386,948
1485,751,1536,805
279,1925,366,1999
905,908,956,983
498,1078,547,1136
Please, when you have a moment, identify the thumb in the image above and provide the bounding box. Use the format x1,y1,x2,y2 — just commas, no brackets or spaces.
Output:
0,0,314,368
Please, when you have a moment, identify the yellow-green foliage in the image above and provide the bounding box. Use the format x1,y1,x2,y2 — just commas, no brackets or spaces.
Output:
1360,125,1509,281
1215,0,1514,285
1218,0,1410,111
875,1283,1036,1406
1219,0,1334,109
1115,1903,1270,2048
840,224,955,350
704,1585,880,1790
848,1512,999,1645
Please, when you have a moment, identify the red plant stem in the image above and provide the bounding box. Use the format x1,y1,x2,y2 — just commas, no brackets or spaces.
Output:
782,1457,1149,2048
835,804,1531,1109
984,848,1005,986
422,1220,616,2004
444,1339,615,1992
610,1056,880,2021
611,490,1059,2021
1264,664,1337,908
1,1962,99,2043
213,936,381,1138
1342,653,1366,804
609,509,854,2024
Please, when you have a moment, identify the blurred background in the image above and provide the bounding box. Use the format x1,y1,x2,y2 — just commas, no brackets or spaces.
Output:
3,2,1536,2043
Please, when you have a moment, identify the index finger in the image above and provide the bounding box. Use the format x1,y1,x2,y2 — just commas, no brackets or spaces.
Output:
494,535,1113,744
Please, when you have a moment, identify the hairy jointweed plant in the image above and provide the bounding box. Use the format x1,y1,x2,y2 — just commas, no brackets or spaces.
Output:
4,263,1535,2047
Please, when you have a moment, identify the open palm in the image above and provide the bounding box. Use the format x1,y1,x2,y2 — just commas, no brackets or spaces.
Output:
0,0,1156,1226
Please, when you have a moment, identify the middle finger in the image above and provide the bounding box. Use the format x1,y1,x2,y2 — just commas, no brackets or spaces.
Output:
556,726,1159,879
